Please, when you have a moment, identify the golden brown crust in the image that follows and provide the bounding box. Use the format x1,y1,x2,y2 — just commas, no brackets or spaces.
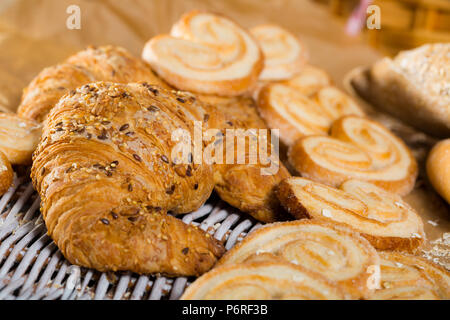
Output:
18,45,168,122
142,10,264,96
0,150,13,195
370,252,450,300
31,82,224,276
181,260,346,300
199,96,291,222
0,113,41,165
218,219,380,299
288,116,418,196
426,139,450,205
276,177,425,253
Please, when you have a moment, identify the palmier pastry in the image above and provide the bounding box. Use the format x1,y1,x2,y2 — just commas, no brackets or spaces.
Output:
0,150,13,195
18,45,167,122
181,261,346,300
142,10,263,96
198,95,291,223
371,252,450,300
426,139,450,205
218,220,379,299
31,82,224,276
276,177,425,252
283,64,331,96
257,84,364,146
250,24,307,81
0,113,41,165
288,115,418,195
351,43,450,137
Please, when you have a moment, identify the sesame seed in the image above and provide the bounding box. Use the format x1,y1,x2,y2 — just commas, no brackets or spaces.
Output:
100,218,110,225
111,212,118,219
133,154,142,162
161,155,169,163
182,247,189,255
119,124,129,131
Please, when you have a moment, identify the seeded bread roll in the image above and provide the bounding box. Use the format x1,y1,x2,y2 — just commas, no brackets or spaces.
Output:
351,43,450,137
31,82,224,276
18,45,168,122
426,139,450,205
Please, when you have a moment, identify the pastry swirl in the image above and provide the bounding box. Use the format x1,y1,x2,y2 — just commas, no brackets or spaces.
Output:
283,64,331,96
371,252,450,300
18,45,167,122
0,150,13,195
257,84,364,146
31,82,224,276
288,116,418,195
181,261,346,300
250,24,307,81
276,177,425,252
218,220,380,299
142,10,263,96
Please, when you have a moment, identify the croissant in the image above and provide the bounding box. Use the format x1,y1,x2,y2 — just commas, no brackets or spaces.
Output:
31,82,224,276
198,95,291,222
18,45,168,122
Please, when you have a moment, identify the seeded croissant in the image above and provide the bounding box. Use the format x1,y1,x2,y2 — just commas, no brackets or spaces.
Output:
31,82,224,276
18,45,168,122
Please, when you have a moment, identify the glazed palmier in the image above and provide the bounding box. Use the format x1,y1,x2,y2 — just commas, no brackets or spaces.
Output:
288,116,418,195
276,177,425,252
218,220,379,299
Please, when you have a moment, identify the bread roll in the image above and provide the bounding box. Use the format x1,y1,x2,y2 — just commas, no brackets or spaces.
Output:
288,116,418,195
31,82,224,276
426,139,450,204
276,177,425,252
351,43,450,137
142,10,263,96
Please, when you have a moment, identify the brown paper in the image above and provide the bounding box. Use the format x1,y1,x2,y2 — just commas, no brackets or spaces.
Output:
0,0,448,268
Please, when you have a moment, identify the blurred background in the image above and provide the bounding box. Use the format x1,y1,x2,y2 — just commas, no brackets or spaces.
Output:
0,0,448,113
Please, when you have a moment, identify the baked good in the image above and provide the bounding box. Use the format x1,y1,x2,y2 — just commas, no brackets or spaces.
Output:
250,24,307,81
350,43,450,137
218,219,379,299
199,95,291,222
181,260,346,300
18,45,167,122
426,139,450,204
0,113,41,165
257,83,365,146
370,252,450,300
276,177,425,252
288,115,418,195
31,82,224,276
283,64,331,96
0,150,13,195
142,10,263,96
